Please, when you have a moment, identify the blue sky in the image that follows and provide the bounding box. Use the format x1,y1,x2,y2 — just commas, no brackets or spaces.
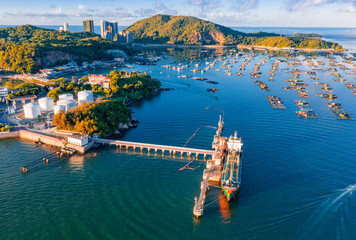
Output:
0,0,355,27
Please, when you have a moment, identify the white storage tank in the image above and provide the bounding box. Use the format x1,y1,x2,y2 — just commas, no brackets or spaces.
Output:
54,104,66,114
23,102,41,119
78,91,94,105
38,97,54,112
58,93,74,101
57,99,76,112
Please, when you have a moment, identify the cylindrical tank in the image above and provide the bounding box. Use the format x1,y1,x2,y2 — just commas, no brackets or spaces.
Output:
23,102,41,119
38,97,54,112
78,91,94,105
54,104,66,114
58,93,74,101
57,99,76,112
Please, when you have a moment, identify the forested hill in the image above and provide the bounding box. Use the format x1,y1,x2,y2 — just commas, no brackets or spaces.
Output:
125,14,343,50
0,25,129,73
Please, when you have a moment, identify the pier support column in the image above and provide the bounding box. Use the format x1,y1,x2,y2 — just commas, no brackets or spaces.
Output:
148,148,151,153
169,150,172,155
188,152,191,157
204,154,206,160
140,147,143,152
155,149,158,153
173,150,176,156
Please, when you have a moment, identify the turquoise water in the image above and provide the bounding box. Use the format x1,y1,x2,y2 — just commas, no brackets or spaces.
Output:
1,33,356,239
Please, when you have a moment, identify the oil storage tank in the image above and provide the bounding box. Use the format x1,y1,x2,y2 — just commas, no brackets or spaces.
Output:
57,99,76,112
54,104,66,114
23,102,41,119
58,93,74,101
78,91,94,105
38,97,54,112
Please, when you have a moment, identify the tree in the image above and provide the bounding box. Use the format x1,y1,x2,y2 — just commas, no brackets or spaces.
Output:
47,88,60,101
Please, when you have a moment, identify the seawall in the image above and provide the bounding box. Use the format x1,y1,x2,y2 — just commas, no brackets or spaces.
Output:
0,131,20,139
0,129,92,154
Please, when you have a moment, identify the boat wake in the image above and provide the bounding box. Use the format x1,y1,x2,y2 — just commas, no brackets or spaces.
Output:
297,183,356,240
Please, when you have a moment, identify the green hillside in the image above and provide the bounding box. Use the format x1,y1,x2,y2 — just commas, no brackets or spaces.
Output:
125,14,343,50
0,25,129,73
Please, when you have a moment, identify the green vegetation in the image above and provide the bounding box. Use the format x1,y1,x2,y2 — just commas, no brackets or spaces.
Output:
6,81,45,99
0,25,132,73
46,71,161,103
292,33,322,38
125,14,343,50
0,123,10,132
53,100,131,137
249,36,343,50
108,71,161,99
0,79,24,88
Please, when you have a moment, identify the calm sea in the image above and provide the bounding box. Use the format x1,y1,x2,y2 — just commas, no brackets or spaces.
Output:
0,27,356,240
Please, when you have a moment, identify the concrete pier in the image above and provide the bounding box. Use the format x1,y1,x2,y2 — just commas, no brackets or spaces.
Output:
193,176,210,217
94,139,214,159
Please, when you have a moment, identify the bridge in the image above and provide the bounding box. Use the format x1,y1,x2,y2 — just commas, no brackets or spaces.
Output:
93,138,214,159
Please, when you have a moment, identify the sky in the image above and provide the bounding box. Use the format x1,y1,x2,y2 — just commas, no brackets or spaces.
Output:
0,0,355,27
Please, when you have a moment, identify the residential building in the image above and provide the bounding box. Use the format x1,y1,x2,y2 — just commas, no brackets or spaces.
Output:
87,74,111,89
83,20,94,33
0,87,9,97
101,20,118,41
116,31,134,44
126,32,134,43
64,23,69,32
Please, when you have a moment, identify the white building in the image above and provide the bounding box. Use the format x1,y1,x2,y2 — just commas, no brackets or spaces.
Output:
0,87,9,97
64,23,70,32
67,134,89,146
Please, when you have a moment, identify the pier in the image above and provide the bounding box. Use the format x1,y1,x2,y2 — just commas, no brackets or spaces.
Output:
193,176,210,217
193,115,228,217
94,138,214,159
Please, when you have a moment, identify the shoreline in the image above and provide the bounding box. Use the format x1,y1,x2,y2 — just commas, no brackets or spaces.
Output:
133,43,344,52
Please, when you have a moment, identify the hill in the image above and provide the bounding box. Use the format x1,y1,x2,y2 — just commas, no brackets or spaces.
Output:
125,15,343,50
0,25,130,73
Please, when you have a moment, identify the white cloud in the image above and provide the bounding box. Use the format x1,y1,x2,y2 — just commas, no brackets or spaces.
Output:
284,0,356,10
78,5,85,10
155,0,178,15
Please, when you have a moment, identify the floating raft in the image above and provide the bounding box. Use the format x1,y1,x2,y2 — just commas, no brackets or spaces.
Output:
296,109,318,119
326,103,352,120
266,96,286,109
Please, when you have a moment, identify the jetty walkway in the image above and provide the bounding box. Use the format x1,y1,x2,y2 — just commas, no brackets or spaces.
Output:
94,138,214,159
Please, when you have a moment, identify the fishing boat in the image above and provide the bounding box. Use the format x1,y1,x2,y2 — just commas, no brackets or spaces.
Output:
221,132,243,201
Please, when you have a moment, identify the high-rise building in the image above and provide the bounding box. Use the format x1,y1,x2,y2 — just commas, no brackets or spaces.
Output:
126,32,134,43
83,20,94,33
116,31,134,44
64,23,69,32
101,20,118,41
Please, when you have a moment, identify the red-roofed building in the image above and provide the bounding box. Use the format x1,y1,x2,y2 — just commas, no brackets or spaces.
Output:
87,74,110,89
